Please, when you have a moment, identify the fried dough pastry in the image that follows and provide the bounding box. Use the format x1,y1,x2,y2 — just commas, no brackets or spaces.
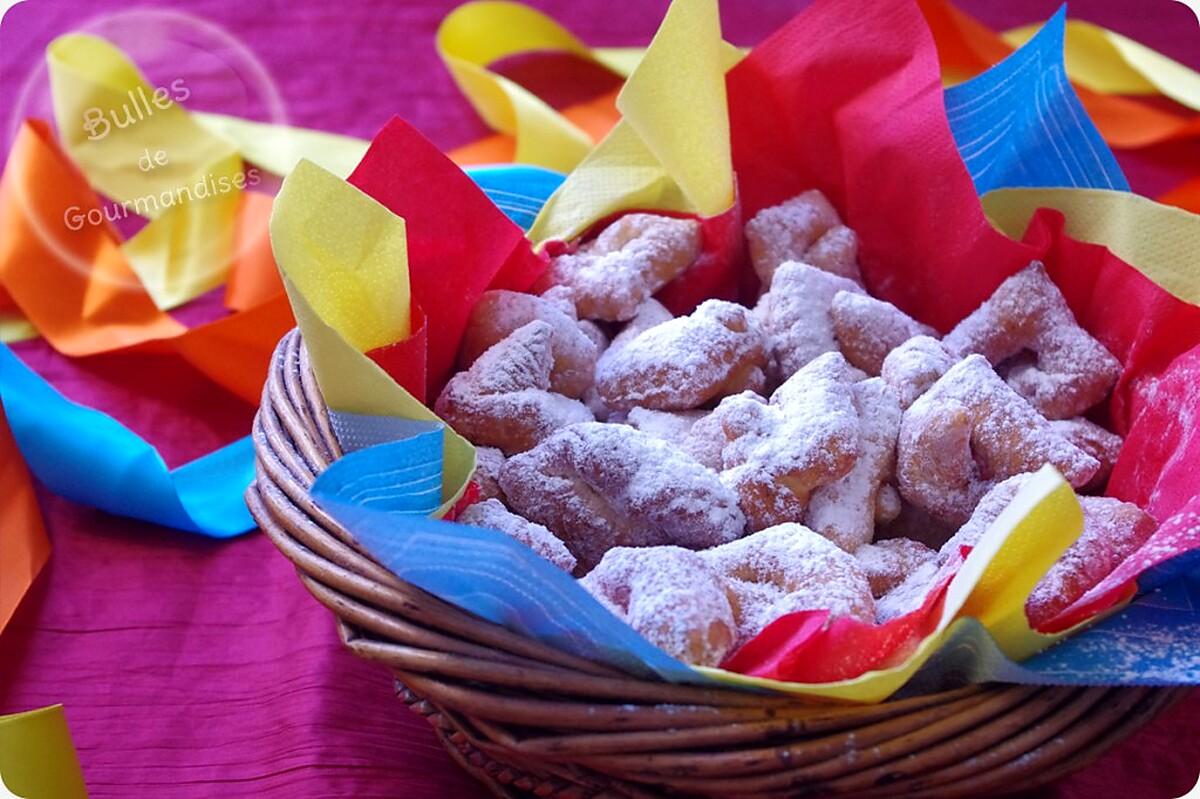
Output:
458,498,577,572
703,523,876,641
581,546,736,667
434,321,593,455
544,213,701,322
754,261,866,382
595,300,768,411
855,537,939,598
459,289,600,397
744,190,862,286
831,291,936,375
499,422,745,572
716,353,863,531
806,377,903,551
943,262,1121,419
1027,497,1156,628
880,335,956,410
940,476,1156,628
624,407,708,449
896,355,1100,526
471,446,506,501
1050,417,1123,490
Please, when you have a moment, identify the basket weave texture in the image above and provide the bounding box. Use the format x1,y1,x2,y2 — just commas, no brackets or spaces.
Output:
248,329,1186,798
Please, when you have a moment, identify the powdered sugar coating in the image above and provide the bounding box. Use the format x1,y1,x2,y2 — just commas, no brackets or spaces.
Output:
459,290,600,397
804,224,859,282
703,523,875,641
435,321,594,455
881,336,956,409
1050,417,1123,490
943,262,1121,419
754,261,866,382
897,355,1100,526
608,299,674,354
581,546,736,666
831,291,935,375
539,285,579,317
855,537,938,598
717,353,863,531
459,498,577,572
744,190,863,286
545,213,701,322
806,378,903,551
596,300,768,411
499,422,746,572
625,407,708,449
472,446,506,501
1027,497,1156,628
939,476,1156,629
681,403,744,471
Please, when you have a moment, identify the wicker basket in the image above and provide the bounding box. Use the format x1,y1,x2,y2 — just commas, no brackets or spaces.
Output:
248,329,1186,798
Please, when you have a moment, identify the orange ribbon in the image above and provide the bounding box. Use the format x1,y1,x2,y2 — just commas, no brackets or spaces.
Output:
0,397,50,635
0,120,292,405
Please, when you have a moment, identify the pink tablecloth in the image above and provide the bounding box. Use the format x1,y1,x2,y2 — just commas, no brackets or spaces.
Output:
1,1,1198,797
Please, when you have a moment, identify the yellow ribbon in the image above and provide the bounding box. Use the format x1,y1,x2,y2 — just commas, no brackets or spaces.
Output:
270,160,473,513
437,1,596,172
1003,19,1200,112
47,34,243,311
0,705,88,799
982,187,1200,307
435,0,744,179
527,0,737,245
193,112,370,179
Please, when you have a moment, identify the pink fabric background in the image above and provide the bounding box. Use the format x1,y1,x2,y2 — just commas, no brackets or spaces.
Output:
1,1,1198,797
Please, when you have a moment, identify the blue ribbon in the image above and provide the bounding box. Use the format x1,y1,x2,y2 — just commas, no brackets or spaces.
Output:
0,344,255,537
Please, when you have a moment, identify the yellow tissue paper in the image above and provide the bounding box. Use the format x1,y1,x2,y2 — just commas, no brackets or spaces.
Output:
270,159,473,512
528,0,735,246
982,187,1200,307
269,159,410,352
0,705,88,799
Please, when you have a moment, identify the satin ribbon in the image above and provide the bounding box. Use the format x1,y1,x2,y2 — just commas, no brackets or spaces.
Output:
0,706,88,799
0,343,255,537
0,121,559,535
432,0,1200,179
0,396,49,636
48,34,244,311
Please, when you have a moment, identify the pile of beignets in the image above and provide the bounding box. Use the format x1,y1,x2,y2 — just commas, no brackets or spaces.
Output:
438,190,1156,668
